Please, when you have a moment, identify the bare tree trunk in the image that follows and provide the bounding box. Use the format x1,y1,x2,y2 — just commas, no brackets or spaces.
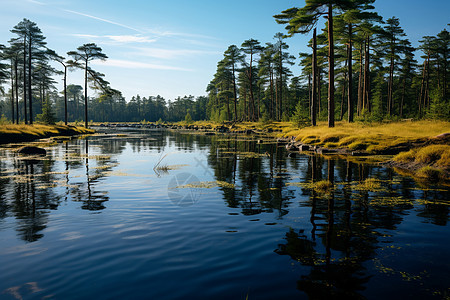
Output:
357,43,363,116
14,61,19,124
23,34,28,124
362,39,367,112
64,66,68,125
444,54,448,101
347,24,353,122
425,54,430,110
312,28,317,126
249,52,256,121
308,72,311,111
340,67,347,121
232,64,238,122
28,38,33,124
275,77,279,120
318,70,322,115
10,63,15,124
327,2,335,127
227,95,230,121
387,38,395,116
364,37,371,112
270,69,274,119
84,60,88,128
419,60,426,116
400,77,406,117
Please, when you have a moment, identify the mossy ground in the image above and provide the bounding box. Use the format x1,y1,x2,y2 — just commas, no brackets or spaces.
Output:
0,124,94,145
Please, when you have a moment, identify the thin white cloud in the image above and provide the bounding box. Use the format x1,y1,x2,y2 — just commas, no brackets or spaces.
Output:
72,34,99,39
105,35,156,44
72,34,156,44
92,59,192,71
27,0,46,5
131,47,221,60
63,9,144,34
144,28,218,41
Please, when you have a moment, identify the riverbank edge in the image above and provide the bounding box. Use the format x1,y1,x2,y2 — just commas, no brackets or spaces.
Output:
0,124,95,145
164,120,450,182
90,120,450,182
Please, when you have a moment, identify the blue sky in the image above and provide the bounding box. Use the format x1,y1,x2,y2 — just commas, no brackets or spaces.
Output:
1,0,449,101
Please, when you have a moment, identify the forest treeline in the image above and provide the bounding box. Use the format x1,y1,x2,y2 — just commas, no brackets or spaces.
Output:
0,19,207,125
0,0,448,127
207,0,449,126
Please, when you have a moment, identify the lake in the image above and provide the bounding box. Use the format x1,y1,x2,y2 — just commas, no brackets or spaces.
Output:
0,128,449,299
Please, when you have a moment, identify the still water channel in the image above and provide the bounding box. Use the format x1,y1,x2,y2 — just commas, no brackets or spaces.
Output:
0,129,449,299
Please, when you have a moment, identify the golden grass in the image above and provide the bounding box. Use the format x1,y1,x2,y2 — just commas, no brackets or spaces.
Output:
0,124,94,145
415,145,450,166
416,166,443,181
393,145,450,168
282,120,449,154
394,149,417,162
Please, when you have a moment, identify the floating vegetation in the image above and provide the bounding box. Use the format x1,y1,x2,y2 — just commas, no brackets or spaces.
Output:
353,178,386,192
93,163,120,170
69,153,112,160
372,258,428,282
221,151,269,159
286,180,334,194
36,183,58,189
367,196,413,207
415,199,450,206
176,180,235,189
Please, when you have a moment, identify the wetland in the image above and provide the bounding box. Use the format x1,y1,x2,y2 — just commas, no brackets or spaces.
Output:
0,128,449,299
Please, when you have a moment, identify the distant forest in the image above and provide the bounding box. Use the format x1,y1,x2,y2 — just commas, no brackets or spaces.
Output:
0,0,448,126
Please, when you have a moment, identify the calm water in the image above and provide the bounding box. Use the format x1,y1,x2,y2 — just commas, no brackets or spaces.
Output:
0,129,449,300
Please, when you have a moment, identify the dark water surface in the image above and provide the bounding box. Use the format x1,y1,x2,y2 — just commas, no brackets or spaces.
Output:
0,129,449,299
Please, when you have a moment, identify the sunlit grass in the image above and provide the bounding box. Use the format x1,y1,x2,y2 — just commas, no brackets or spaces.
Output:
0,124,94,144
282,120,450,153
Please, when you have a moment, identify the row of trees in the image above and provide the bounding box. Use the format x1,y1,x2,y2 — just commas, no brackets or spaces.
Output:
207,0,449,125
0,18,120,127
0,18,209,125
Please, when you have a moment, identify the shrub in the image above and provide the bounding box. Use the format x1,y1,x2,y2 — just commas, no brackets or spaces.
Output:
184,112,193,124
36,100,57,125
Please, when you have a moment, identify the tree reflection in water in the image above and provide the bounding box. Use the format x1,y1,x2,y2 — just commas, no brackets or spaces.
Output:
0,130,448,298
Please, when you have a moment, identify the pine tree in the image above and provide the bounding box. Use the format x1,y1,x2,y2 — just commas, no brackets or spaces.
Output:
10,19,47,124
223,45,244,121
334,0,381,122
47,49,71,125
68,43,107,128
382,17,407,116
273,33,296,120
275,0,355,127
241,39,263,121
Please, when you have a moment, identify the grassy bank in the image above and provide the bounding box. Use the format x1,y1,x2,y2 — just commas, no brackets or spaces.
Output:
181,119,450,181
0,124,94,145
281,120,450,153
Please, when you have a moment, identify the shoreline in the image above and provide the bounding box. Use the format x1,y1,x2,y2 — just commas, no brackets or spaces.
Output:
0,124,95,145
3,121,448,182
